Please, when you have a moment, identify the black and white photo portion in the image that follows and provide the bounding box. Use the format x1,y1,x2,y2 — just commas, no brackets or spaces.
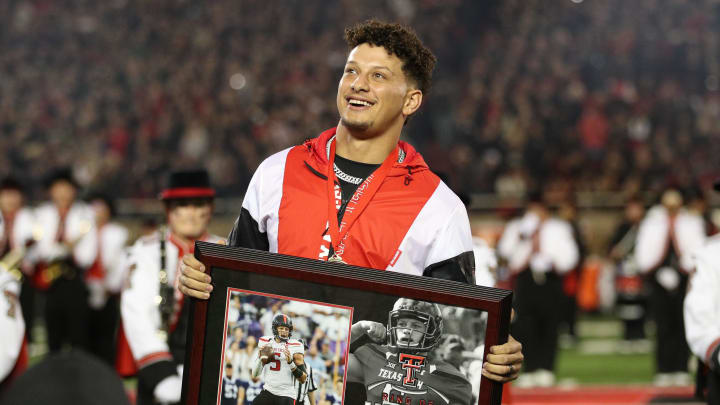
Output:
217,289,353,405
346,297,488,405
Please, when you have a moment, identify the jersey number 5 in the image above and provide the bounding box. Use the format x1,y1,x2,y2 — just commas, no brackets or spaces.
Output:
269,352,282,371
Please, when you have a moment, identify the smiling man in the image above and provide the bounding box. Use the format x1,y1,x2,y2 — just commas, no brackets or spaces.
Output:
179,20,523,384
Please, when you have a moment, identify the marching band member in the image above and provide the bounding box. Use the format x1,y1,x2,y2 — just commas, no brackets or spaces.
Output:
30,169,97,353
85,193,129,365
497,192,579,387
0,213,27,392
120,169,223,405
0,177,35,349
636,188,706,386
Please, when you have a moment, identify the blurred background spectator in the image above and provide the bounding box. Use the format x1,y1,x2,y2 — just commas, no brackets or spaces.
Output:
610,196,648,351
635,188,707,386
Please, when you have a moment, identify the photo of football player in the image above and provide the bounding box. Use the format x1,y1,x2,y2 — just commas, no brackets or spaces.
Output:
250,313,308,404
218,290,352,405
346,298,473,405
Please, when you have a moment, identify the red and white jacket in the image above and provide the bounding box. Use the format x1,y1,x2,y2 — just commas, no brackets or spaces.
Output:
120,229,223,390
496,213,579,275
227,127,475,283
30,202,97,268
635,206,706,274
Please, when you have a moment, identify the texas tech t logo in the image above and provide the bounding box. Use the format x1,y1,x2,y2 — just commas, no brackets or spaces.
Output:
398,353,425,387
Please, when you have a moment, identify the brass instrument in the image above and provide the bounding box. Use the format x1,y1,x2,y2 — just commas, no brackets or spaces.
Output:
0,247,26,282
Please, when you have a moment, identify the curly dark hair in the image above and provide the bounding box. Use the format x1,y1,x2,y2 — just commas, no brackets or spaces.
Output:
344,19,436,95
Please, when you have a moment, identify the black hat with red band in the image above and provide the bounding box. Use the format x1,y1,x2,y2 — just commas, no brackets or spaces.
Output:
160,169,215,200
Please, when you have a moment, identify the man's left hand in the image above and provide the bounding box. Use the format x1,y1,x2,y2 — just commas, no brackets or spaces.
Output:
482,335,523,383
283,346,292,364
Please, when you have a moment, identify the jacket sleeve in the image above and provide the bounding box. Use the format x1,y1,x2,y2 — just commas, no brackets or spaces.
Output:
684,241,720,370
227,159,271,251
12,209,35,273
227,209,270,251
120,242,177,389
497,220,533,273
13,209,35,250
103,224,130,293
544,220,580,274
422,202,475,284
70,204,98,269
676,213,707,272
635,210,668,273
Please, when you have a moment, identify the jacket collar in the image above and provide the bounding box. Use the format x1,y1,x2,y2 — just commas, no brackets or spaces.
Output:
304,127,429,177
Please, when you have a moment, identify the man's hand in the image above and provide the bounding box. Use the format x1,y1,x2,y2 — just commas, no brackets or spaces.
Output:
353,321,387,343
482,335,523,382
178,240,225,300
283,346,292,364
178,253,213,299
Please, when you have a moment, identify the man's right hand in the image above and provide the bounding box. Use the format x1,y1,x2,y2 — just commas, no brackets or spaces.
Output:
178,253,213,299
352,321,387,343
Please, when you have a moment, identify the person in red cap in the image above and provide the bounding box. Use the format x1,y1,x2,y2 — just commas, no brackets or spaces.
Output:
120,169,224,405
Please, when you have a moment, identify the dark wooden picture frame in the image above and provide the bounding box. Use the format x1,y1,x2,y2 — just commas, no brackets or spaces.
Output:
182,241,513,405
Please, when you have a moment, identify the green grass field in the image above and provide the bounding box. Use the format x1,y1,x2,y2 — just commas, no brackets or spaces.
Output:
553,314,661,386
556,349,655,385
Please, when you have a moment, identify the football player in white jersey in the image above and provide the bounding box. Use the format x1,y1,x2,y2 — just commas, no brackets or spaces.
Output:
251,313,307,404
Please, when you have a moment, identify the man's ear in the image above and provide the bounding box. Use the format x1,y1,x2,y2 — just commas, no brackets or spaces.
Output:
402,89,423,117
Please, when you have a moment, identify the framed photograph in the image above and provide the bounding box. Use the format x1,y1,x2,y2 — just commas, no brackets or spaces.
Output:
182,242,512,405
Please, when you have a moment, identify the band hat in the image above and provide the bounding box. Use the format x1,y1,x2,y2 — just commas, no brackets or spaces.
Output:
160,169,215,200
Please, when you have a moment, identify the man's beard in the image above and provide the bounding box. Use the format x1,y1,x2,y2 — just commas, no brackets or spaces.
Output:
340,116,371,132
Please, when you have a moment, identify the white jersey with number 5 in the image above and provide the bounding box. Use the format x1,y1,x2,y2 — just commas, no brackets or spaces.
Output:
257,336,304,398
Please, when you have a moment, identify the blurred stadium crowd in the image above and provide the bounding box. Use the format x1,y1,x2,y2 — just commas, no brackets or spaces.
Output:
2,0,720,200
